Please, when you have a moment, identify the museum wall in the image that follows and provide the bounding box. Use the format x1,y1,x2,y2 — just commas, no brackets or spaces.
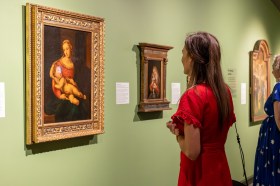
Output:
1,0,280,185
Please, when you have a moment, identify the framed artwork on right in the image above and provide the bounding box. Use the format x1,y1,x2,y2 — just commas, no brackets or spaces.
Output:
249,40,271,123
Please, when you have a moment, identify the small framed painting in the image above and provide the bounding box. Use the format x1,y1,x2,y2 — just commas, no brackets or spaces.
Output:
138,43,172,112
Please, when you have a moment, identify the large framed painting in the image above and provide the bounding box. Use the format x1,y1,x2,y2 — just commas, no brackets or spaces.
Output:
249,40,271,123
138,43,172,112
25,4,105,144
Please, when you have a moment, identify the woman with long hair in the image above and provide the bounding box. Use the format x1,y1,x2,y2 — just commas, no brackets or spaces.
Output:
167,32,236,186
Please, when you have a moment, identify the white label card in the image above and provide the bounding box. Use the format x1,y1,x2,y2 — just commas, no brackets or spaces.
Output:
241,83,246,105
171,83,181,104
0,82,5,117
116,82,129,104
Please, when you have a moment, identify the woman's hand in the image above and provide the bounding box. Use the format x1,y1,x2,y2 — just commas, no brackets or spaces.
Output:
166,121,180,136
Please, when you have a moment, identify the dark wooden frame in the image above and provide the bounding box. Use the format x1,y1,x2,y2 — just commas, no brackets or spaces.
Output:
249,40,271,122
138,43,172,112
25,4,105,144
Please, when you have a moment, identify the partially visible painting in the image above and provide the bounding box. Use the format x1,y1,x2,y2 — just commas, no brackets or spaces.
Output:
138,43,172,112
25,4,105,144
249,40,271,123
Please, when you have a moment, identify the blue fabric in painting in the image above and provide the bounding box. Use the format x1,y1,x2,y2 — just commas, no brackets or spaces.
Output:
253,82,280,186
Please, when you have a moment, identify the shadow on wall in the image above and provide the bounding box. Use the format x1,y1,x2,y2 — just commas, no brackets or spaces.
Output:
24,135,97,155
232,180,247,186
136,109,163,121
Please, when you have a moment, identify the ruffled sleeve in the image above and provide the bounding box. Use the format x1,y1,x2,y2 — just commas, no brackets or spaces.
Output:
171,88,203,134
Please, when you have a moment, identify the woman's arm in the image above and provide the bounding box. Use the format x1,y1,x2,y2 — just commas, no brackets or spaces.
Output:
177,123,201,160
273,101,280,130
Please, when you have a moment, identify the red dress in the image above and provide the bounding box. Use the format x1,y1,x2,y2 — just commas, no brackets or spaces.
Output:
171,84,236,186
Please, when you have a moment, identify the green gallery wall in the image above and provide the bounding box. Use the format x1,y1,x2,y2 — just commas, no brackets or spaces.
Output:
1,0,280,185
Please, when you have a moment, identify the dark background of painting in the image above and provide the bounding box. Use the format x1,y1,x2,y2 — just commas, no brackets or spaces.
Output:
44,25,91,123
147,60,161,99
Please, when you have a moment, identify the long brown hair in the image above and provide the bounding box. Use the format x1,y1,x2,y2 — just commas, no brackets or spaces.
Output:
185,32,230,128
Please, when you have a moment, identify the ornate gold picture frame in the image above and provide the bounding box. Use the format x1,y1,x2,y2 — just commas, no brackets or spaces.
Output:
249,40,271,123
25,4,105,144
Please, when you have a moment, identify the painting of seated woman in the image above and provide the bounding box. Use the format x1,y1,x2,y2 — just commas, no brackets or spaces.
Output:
44,26,91,123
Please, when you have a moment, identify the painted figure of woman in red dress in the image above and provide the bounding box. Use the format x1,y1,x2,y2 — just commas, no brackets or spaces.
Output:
49,40,86,106
149,66,160,99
